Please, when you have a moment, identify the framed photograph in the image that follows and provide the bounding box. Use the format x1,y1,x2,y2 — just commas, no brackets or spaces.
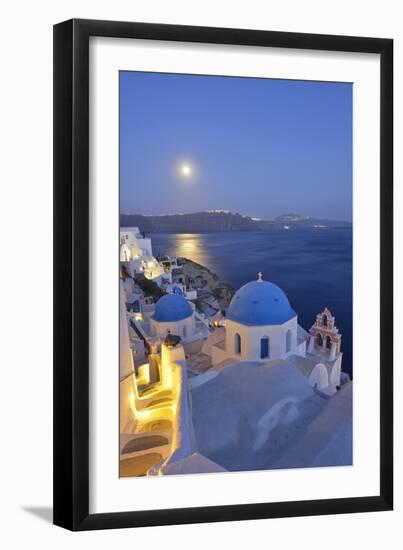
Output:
53,19,393,530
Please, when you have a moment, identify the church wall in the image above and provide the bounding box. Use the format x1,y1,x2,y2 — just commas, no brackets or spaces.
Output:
295,339,307,358
224,320,251,361
283,319,299,357
225,317,298,362
151,315,195,341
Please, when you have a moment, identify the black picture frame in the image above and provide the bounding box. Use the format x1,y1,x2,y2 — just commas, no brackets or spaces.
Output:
53,18,393,531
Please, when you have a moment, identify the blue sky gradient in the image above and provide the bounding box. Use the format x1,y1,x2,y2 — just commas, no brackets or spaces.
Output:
120,71,352,221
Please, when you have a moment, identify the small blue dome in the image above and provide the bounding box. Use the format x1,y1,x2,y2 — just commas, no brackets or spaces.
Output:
153,293,193,322
227,279,296,326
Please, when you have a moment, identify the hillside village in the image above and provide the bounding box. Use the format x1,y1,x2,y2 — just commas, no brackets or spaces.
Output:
119,226,352,478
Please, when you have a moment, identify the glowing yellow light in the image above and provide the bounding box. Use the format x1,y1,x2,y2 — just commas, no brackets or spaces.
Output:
182,241,194,251
129,392,136,407
136,363,150,386
136,404,175,422
180,163,192,177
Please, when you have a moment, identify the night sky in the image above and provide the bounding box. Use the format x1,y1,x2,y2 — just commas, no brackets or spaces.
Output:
120,71,352,221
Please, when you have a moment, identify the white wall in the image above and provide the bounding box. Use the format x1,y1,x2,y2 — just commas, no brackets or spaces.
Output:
226,317,297,361
119,242,131,262
138,238,153,257
120,229,153,258
151,315,195,341
0,1,401,549
119,283,134,378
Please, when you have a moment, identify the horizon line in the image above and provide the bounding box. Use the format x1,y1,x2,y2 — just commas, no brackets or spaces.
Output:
120,210,352,224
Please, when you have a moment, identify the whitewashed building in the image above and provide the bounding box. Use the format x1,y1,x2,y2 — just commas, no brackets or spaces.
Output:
211,273,343,395
212,273,305,365
120,227,153,260
150,293,196,341
120,227,170,284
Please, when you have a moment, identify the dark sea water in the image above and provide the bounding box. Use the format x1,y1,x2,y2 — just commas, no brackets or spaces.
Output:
151,229,353,377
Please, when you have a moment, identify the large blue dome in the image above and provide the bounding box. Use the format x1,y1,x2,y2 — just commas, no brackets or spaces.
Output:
227,279,296,326
153,293,193,322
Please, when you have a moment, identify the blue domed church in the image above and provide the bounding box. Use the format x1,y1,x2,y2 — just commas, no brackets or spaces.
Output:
150,293,196,341
212,273,305,365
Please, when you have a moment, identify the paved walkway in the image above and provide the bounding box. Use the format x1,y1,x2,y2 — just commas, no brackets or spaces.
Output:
120,371,176,477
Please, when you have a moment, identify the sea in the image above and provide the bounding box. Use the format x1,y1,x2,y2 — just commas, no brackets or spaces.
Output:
150,228,353,378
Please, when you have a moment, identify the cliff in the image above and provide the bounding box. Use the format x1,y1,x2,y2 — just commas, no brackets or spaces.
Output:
178,257,234,314
120,211,351,232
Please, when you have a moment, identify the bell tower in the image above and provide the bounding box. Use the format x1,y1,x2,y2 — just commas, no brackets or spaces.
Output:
308,308,341,360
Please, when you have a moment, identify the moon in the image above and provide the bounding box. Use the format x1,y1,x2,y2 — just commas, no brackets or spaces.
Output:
180,164,192,177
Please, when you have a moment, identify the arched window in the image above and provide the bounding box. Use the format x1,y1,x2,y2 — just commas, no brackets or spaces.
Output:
286,329,292,353
325,335,331,349
322,314,328,327
260,337,270,359
183,325,187,338
235,333,242,355
316,333,323,347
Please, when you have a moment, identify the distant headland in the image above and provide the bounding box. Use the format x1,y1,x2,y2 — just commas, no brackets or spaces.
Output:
120,211,352,233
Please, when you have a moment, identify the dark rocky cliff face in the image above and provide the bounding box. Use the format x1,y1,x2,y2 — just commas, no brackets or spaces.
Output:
120,211,260,232
120,211,351,232
178,257,234,313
